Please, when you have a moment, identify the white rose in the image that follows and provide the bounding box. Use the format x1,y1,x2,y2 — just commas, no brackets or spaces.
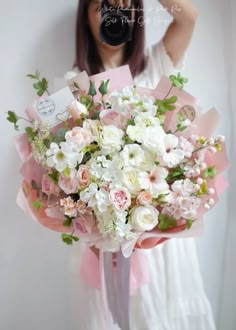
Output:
100,125,124,154
130,205,159,231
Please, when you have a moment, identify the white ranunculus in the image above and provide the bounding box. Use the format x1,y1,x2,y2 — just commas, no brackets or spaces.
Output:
138,149,156,171
122,168,141,194
130,205,159,231
100,125,124,154
126,125,145,143
134,113,161,128
142,126,166,154
120,144,145,167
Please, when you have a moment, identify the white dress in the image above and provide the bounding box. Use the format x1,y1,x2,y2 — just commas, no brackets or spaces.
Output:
65,41,216,330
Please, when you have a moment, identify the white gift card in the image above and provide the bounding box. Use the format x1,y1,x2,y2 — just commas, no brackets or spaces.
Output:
32,87,75,127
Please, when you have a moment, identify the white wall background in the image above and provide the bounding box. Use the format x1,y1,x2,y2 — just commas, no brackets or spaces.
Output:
0,0,234,329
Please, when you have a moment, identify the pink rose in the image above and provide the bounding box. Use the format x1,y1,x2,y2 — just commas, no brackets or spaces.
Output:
73,213,97,235
100,110,131,129
77,165,91,187
67,99,88,119
58,169,79,194
65,127,93,148
109,187,131,211
136,191,152,206
42,174,60,196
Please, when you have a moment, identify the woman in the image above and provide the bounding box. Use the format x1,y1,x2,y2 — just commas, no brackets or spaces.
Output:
66,1,216,329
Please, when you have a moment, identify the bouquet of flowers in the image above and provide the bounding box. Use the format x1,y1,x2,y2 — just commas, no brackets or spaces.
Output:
7,66,228,329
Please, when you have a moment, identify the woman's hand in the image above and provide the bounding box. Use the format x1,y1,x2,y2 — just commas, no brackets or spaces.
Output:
158,0,198,66
106,0,132,8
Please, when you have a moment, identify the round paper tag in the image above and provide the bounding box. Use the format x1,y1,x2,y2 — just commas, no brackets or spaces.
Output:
179,105,196,122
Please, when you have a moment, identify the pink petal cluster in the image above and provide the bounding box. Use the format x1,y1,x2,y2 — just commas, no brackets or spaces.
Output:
109,187,131,211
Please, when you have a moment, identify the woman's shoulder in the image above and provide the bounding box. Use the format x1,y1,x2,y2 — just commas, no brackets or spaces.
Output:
135,39,186,89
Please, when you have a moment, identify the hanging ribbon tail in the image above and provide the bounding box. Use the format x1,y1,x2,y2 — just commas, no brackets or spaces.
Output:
101,250,131,330
116,250,131,330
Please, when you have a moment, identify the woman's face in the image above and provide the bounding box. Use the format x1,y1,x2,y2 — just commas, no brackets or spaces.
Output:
87,0,127,51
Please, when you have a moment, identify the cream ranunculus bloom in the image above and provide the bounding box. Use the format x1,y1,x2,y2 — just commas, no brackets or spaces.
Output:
130,205,159,231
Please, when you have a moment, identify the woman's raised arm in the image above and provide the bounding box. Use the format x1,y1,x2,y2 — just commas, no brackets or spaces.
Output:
158,0,198,66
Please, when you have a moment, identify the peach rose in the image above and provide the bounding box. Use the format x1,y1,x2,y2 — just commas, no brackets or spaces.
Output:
67,99,88,119
77,165,91,187
65,127,93,149
136,191,152,206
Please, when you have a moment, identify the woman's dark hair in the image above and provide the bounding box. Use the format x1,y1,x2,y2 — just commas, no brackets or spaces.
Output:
74,0,146,77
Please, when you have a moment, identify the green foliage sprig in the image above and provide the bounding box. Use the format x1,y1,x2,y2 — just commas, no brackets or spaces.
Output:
26,69,50,96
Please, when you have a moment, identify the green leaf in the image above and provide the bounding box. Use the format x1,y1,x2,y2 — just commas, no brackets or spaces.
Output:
88,80,97,97
26,69,40,80
63,167,71,177
127,118,135,126
165,104,176,111
158,214,177,231
166,167,183,181
32,199,43,212
186,219,193,229
6,110,19,130
71,81,80,89
61,233,79,245
61,233,73,245
25,126,36,142
48,170,59,184
71,235,79,242
203,166,217,179
164,95,177,104
169,73,188,90
54,127,69,143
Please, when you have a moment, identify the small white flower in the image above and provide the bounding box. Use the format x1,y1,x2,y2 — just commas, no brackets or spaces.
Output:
80,183,110,213
178,136,194,158
46,142,68,172
138,166,169,198
161,134,185,168
120,144,145,167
